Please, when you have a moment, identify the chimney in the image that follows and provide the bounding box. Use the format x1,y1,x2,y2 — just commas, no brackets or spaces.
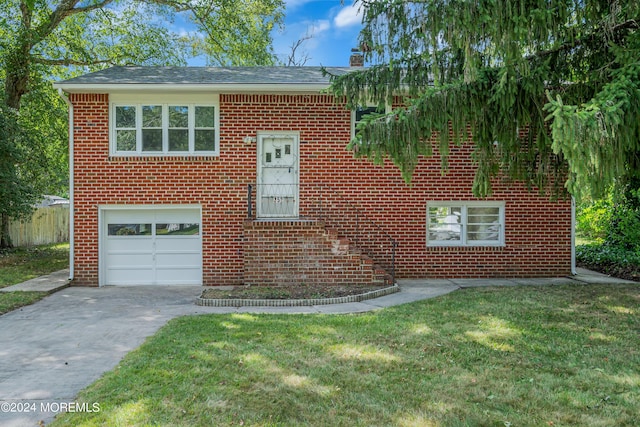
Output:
349,48,364,67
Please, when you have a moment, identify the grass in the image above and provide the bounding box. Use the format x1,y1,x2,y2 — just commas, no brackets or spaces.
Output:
51,283,639,426
0,291,50,315
0,242,69,314
0,242,69,288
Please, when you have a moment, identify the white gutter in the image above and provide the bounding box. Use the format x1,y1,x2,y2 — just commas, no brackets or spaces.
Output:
571,196,576,275
58,88,74,281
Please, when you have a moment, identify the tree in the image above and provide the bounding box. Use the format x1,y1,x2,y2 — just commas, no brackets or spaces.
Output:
0,0,284,247
328,0,640,202
284,32,313,66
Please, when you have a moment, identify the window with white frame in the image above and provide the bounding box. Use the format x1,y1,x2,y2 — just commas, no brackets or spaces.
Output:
111,97,219,155
427,202,505,246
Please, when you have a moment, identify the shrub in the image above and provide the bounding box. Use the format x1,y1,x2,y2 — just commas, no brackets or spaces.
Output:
577,243,640,267
576,242,640,281
607,186,640,252
576,198,611,241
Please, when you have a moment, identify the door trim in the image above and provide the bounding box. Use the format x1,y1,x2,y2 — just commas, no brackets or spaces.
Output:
256,131,300,218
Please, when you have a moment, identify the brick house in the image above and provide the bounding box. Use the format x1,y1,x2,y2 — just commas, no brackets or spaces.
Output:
54,66,575,287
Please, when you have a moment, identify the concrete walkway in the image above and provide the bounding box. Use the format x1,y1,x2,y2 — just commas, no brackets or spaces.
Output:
0,268,635,426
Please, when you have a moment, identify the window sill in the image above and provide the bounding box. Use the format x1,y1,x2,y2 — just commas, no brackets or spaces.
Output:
108,155,219,162
426,244,505,251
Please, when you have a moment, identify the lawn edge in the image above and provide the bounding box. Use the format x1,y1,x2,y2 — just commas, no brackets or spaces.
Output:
196,284,400,307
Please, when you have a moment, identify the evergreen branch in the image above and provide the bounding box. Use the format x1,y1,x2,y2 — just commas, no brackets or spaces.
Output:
532,18,639,61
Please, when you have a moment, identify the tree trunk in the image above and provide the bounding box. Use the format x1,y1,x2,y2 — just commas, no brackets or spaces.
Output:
1,214,13,249
4,53,30,110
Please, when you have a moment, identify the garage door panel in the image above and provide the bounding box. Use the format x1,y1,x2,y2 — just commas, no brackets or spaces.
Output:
107,238,153,251
156,252,200,264
107,253,153,267
155,236,199,248
155,266,202,285
106,267,155,285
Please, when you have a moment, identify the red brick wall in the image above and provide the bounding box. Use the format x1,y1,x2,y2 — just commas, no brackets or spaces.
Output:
70,92,572,285
243,220,382,286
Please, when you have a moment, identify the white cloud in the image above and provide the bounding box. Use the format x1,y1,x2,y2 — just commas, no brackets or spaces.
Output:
333,4,362,28
308,20,331,37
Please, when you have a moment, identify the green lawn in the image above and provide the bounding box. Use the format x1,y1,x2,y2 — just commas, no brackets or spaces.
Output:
0,243,69,314
52,283,639,426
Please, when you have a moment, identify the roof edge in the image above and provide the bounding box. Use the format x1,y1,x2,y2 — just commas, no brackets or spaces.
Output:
52,82,333,94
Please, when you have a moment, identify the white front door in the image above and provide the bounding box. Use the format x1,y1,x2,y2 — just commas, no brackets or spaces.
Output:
102,207,202,285
257,132,299,218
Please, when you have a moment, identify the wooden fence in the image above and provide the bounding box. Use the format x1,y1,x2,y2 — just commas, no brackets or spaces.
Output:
8,205,70,247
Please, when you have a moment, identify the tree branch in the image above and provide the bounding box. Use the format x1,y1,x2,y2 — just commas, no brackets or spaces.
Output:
32,56,116,66
151,0,194,13
32,0,116,46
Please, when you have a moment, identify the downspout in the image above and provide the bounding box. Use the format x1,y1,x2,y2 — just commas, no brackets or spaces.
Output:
58,88,74,281
571,196,576,275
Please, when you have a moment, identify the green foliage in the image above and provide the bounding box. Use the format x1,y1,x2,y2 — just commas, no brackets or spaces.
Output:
576,197,612,241
607,184,640,252
0,0,284,72
576,242,640,281
329,0,640,200
0,105,43,233
577,244,640,269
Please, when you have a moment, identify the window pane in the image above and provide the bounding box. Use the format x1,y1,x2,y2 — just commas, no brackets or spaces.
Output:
156,223,200,236
195,129,216,151
195,106,215,128
467,207,500,241
116,106,136,128
169,106,188,127
116,130,136,151
355,106,378,122
108,224,152,236
467,229,500,241
142,105,162,127
142,129,162,151
428,206,461,241
169,129,189,151
468,207,500,222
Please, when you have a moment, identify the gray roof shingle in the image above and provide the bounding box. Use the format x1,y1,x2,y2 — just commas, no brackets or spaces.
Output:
56,66,354,86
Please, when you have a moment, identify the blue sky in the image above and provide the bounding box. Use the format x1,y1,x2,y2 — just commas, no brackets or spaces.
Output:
182,0,364,67
272,0,364,66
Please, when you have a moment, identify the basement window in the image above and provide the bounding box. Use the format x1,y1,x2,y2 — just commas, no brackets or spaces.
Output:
427,202,505,246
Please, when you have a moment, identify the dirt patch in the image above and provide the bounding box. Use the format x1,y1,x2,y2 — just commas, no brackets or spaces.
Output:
201,284,390,300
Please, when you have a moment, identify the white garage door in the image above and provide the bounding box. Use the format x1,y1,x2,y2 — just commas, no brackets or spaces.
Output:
102,208,202,285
